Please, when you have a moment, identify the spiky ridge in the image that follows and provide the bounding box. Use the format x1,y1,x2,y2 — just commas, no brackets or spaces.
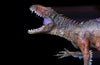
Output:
54,14,100,29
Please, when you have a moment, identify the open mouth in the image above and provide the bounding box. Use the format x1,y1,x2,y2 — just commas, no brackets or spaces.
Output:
29,7,52,25
28,7,52,34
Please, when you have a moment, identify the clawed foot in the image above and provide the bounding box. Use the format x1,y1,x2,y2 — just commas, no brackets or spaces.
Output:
55,48,83,60
54,48,71,59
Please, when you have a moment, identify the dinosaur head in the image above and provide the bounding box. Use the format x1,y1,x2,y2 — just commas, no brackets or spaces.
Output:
30,4,54,18
28,5,55,34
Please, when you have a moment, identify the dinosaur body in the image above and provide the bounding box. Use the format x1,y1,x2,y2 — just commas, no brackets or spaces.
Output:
28,4,100,65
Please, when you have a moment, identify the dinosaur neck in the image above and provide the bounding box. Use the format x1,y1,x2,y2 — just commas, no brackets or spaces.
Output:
50,12,74,29
49,13,77,41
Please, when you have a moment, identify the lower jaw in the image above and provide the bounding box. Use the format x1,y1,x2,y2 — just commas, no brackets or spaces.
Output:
28,25,45,34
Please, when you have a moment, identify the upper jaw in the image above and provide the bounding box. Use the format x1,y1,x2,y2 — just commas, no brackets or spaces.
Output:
29,7,34,13
29,7,43,17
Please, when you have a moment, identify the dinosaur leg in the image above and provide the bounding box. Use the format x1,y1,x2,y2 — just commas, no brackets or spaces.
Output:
77,37,92,65
55,48,83,59
96,38,100,51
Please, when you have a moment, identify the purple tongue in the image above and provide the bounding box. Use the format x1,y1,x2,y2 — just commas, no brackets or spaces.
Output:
43,18,52,25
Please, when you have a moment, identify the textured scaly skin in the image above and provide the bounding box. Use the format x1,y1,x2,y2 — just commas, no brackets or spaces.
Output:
28,4,100,65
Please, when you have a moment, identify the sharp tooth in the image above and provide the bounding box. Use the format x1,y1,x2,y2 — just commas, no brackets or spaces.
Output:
35,11,37,13
32,9,35,11
37,13,38,15
36,13,39,16
29,29,31,31
28,30,30,31
33,10,35,13
36,11,37,14
36,12,38,14
33,11,42,17
29,29,33,31
30,8,34,13
37,13,39,16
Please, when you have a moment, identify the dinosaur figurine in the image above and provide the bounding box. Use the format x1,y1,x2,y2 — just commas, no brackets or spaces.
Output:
28,4,100,65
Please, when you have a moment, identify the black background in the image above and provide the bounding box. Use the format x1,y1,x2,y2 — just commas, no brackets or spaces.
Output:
24,0,100,65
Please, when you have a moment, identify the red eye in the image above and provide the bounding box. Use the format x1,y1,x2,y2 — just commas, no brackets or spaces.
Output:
46,11,49,14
